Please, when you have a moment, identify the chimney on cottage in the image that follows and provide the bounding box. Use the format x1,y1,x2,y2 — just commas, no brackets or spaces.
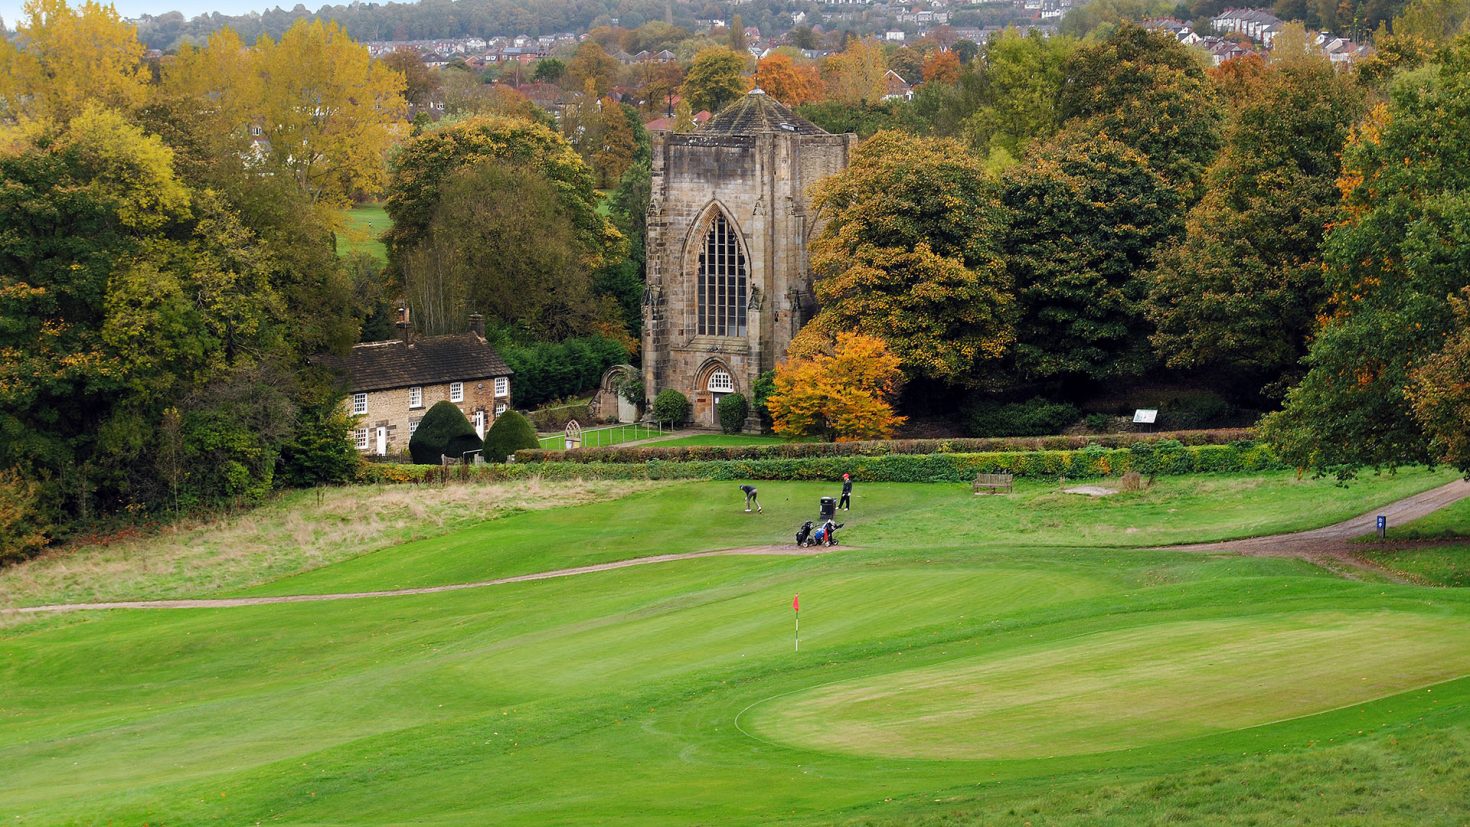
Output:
468,313,485,338
396,306,412,342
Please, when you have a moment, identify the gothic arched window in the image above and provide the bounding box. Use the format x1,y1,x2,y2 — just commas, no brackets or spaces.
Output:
696,212,748,337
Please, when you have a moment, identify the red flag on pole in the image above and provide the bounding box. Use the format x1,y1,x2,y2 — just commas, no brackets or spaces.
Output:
793,593,799,612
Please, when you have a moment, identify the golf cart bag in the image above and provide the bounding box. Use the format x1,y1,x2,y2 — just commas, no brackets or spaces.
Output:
813,519,844,547
795,520,815,547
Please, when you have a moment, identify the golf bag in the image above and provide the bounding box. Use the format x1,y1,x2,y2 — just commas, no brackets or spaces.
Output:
813,519,844,547
795,520,814,547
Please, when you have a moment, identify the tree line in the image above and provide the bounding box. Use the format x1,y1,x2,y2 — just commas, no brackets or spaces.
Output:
768,19,1468,477
0,2,408,561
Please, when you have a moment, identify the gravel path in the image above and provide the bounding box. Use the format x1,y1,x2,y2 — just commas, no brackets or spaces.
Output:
1159,478,1470,580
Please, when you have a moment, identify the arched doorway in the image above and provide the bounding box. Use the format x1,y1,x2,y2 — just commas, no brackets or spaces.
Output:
693,361,737,428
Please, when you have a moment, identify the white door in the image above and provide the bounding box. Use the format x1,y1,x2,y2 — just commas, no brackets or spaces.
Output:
474,410,486,438
375,426,387,456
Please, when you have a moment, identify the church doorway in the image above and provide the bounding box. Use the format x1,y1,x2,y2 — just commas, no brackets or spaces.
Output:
694,364,736,428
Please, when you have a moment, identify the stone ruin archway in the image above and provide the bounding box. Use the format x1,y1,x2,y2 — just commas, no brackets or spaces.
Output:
589,364,640,424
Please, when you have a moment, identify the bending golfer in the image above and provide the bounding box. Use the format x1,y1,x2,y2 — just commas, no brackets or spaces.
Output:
740,484,762,513
839,473,853,511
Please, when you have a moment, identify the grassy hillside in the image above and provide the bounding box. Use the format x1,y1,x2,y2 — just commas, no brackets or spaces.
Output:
2,470,1467,824
337,202,389,262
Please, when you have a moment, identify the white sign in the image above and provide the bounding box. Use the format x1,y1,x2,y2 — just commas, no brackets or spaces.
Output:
1133,409,1158,424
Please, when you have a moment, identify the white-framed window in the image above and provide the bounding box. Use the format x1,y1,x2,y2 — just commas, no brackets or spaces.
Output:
409,386,423,409
354,427,369,450
494,377,509,397
707,371,734,393
495,402,508,416
450,381,464,402
408,416,422,436
351,393,368,415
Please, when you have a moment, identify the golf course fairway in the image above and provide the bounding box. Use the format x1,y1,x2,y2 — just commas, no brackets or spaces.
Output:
1,472,1468,825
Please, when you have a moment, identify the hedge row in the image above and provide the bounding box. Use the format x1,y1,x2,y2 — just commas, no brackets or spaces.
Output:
358,441,1282,485
513,428,1257,465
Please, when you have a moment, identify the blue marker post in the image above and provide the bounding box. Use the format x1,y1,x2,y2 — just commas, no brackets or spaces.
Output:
1376,515,1387,541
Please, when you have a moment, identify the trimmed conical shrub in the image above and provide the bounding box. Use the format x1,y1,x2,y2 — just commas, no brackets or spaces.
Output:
409,401,483,464
484,409,540,462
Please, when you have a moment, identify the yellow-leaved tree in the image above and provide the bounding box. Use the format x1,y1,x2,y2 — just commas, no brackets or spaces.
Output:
254,19,406,206
767,332,906,442
822,38,888,105
0,0,149,122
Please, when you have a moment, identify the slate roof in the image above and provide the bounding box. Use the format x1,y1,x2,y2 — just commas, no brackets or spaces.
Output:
698,89,827,136
340,333,512,393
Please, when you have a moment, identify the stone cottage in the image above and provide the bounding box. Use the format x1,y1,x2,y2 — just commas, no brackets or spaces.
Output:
341,312,513,457
641,90,856,430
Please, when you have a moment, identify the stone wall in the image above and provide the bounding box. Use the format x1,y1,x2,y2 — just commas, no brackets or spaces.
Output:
642,130,855,430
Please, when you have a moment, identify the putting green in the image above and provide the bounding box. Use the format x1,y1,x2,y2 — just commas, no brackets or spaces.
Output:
746,610,1470,761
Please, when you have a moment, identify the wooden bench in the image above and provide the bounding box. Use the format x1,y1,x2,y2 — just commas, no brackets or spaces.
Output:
973,472,1014,495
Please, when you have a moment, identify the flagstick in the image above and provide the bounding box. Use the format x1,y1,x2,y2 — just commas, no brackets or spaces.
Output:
795,609,800,652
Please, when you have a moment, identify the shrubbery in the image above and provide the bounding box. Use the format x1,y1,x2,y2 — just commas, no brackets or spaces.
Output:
359,440,1284,485
717,393,749,434
652,389,690,427
963,397,1081,437
408,401,484,464
484,410,540,462
0,470,51,566
499,336,629,409
515,429,1255,464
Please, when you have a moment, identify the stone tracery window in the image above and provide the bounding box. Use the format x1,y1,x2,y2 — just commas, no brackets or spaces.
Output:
696,212,748,337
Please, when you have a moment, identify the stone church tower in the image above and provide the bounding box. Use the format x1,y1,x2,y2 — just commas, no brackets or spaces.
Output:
642,90,856,429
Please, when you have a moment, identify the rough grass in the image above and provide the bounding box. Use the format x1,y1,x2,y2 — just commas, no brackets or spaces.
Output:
1363,544,1470,587
0,479,662,609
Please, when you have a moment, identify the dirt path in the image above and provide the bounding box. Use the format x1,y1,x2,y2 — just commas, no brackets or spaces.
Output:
1159,478,1470,581
11,545,836,614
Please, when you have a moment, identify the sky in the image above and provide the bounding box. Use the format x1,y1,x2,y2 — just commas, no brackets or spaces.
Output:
2,0,283,29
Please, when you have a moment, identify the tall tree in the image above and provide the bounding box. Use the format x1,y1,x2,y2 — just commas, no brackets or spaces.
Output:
385,115,623,336
1002,130,1183,387
381,47,440,107
963,28,1076,165
1263,46,1470,473
753,53,822,105
681,46,747,113
1056,24,1223,202
804,131,1013,388
1147,43,1364,397
567,41,620,97
254,19,406,206
0,0,150,121
823,38,889,105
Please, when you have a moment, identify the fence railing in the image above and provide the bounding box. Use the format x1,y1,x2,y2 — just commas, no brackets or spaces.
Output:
537,422,666,450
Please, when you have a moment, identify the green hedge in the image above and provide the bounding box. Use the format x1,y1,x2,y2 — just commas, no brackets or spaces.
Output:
514,429,1257,465
359,440,1282,485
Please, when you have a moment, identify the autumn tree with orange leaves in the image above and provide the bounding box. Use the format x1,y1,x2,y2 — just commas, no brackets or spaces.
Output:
753,53,823,105
767,333,907,442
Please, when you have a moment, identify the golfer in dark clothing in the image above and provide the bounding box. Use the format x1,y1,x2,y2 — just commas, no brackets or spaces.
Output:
740,484,762,513
839,473,852,511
